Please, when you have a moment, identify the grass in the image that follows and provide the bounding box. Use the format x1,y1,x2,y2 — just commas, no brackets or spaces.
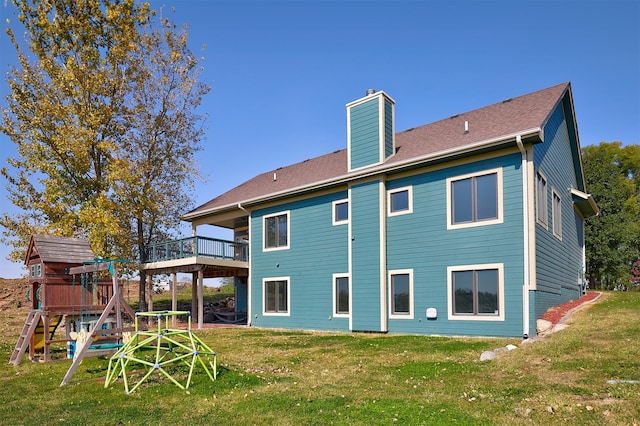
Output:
0,291,638,425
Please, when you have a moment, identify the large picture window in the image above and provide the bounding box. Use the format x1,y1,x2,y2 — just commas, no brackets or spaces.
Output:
333,274,350,316
388,269,413,319
263,278,289,315
447,168,503,229
447,264,504,321
264,211,289,251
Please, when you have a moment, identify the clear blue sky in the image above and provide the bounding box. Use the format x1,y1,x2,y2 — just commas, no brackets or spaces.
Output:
1,0,639,278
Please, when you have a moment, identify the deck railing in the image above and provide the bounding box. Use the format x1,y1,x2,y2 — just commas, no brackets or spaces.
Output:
142,236,248,264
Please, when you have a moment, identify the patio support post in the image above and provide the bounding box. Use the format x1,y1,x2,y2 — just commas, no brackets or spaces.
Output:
198,269,204,329
171,273,177,328
191,272,197,324
147,274,154,325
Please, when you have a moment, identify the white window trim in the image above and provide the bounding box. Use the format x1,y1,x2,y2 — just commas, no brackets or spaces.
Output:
552,189,562,240
332,273,350,318
262,276,290,316
388,269,414,319
446,168,503,230
37,263,42,277
447,263,505,321
263,210,290,252
536,171,548,228
387,186,413,216
332,199,349,226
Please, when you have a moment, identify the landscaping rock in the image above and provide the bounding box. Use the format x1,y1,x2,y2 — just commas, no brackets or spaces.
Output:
480,351,496,361
536,319,553,334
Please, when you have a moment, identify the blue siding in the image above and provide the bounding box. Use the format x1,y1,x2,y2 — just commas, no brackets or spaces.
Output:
385,153,526,337
350,180,383,331
533,102,584,319
384,98,394,159
248,154,529,337
250,191,350,331
349,98,380,169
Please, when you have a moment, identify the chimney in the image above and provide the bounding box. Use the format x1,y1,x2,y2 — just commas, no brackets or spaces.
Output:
346,90,395,172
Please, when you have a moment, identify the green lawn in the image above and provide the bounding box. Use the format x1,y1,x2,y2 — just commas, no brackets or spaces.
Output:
1,291,638,425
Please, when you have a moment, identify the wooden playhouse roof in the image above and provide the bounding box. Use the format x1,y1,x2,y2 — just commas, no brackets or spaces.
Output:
26,235,96,265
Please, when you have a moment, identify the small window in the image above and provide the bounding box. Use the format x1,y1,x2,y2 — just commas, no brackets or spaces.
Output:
30,265,35,278
388,186,413,216
447,168,503,229
263,278,289,315
552,190,562,239
332,199,349,225
37,264,42,277
536,172,548,226
447,264,504,321
388,269,413,318
333,274,350,316
264,211,289,251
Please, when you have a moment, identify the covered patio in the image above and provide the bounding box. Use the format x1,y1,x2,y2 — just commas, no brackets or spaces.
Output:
141,235,248,329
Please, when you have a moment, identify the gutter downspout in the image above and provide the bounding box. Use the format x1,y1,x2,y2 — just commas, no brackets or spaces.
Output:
237,202,248,214
516,135,530,338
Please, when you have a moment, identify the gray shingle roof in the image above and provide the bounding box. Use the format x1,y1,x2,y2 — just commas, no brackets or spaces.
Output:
27,234,95,264
185,82,570,220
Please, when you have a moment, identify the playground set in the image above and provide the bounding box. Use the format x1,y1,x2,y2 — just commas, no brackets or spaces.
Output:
9,234,217,391
105,310,217,394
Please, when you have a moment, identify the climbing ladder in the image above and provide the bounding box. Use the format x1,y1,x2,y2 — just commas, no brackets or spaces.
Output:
10,310,42,365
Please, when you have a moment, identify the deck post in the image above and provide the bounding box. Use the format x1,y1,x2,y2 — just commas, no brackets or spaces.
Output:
147,274,153,312
198,269,204,329
191,272,197,322
146,274,153,326
171,273,177,328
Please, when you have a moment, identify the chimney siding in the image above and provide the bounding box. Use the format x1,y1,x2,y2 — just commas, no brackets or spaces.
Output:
347,91,395,172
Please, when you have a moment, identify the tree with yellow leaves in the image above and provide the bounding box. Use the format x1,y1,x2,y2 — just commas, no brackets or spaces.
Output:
1,0,209,309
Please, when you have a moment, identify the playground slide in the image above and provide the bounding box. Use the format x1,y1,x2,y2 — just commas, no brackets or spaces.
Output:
32,315,62,351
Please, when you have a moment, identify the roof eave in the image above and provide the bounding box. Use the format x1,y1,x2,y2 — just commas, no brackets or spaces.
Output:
183,128,543,222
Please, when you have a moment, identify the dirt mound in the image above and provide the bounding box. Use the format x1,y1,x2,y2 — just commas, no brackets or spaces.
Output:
0,277,29,310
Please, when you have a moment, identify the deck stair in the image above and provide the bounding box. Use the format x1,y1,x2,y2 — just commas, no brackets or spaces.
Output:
10,310,42,365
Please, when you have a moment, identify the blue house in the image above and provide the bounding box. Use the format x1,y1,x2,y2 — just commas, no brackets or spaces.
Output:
143,82,598,338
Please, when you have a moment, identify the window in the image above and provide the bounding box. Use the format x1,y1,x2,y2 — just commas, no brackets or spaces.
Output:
264,211,289,251
536,172,548,226
333,274,350,316
447,264,504,321
263,278,289,315
447,168,503,229
30,265,35,278
388,269,413,318
387,186,413,216
332,199,349,225
37,264,42,277
552,190,562,239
